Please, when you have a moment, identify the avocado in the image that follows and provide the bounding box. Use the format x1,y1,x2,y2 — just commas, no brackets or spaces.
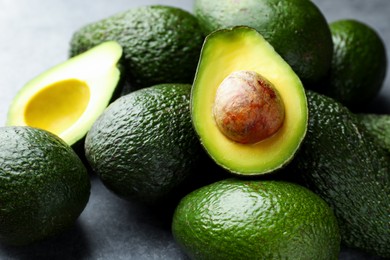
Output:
0,126,90,245
85,84,203,204
289,91,390,258
357,113,390,154
194,0,333,86
324,19,388,110
6,41,123,147
172,178,340,260
70,5,204,90
191,26,307,176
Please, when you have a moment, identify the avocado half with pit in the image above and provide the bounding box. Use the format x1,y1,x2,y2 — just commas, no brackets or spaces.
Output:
191,26,308,175
6,41,122,146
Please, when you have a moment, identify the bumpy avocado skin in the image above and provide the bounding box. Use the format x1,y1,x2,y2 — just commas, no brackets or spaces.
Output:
289,91,390,258
326,19,387,110
0,126,90,245
194,0,333,86
70,5,204,90
357,114,390,154
85,84,203,204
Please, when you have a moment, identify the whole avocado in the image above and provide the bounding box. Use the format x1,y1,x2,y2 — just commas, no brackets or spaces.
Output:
289,91,390,258
70,5,204,90
172,178,340,260
194,0,333,86
325,19,387,110
0,126,90,245
85,84,203,204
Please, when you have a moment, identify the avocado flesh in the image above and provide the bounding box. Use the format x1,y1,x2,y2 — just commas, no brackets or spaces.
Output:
191,26,308,175
6,41,122,146
289,91,390,258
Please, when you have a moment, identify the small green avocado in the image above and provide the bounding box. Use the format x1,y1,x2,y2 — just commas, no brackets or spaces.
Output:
325,19,387,110
70,5,204,90
289,91,390,258
85,84,203,204
194,0,333,85
6,41,123,147
191,26,307,176
172,178,340,260
0,126,90,245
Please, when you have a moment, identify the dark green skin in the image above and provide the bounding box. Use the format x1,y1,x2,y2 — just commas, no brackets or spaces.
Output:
71,63,128,170
357,113,390,154
194,0,333,86
85,84,202,204
172,178,340,260
70,5,204,90
0,126,90,246
289,91,390,258
325,19,387,110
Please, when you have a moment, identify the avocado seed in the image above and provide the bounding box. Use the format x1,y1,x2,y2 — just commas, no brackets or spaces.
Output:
213,70,285,144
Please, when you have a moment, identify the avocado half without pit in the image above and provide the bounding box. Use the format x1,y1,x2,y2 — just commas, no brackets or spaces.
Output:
191,26,308,176
6,41,123,146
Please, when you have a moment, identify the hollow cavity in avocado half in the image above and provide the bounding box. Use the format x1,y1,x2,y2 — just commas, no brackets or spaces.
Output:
6,41,123,146
191,26,308,176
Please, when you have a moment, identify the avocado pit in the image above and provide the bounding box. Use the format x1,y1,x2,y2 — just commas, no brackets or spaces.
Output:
213,70,285,144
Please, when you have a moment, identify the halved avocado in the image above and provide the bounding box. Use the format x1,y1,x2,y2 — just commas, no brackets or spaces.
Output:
191,26,308,176
6,41,122,146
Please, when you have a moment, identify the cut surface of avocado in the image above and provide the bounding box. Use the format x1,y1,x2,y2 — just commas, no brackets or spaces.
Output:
7,41,122,146
191,26,308,175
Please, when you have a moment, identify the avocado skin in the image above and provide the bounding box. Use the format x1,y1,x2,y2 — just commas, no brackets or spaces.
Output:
85,84,203,204
172,179,340,260
357,114,390,155
289,91,390,258
0,126,90,245
194,0,333,86
325,19,387,110
70,5,204,90
71,62,128,170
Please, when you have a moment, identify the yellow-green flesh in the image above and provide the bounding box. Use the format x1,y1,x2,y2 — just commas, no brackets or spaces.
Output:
7,41,122,146
191,27,308,175
24,79,90,136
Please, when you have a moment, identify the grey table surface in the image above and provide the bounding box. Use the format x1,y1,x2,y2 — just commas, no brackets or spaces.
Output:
0,0,389,259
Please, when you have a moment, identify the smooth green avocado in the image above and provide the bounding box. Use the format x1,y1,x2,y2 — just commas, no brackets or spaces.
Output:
6,41,123,146
172,178,340,260
70,5,204,90
325,19,387,110
0,126,90,245
194,0,333,85
85,84,203,204
191,26,307,176
289,91,390,258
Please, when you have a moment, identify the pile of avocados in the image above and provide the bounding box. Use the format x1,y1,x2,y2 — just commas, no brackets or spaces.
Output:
1,1,389,259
